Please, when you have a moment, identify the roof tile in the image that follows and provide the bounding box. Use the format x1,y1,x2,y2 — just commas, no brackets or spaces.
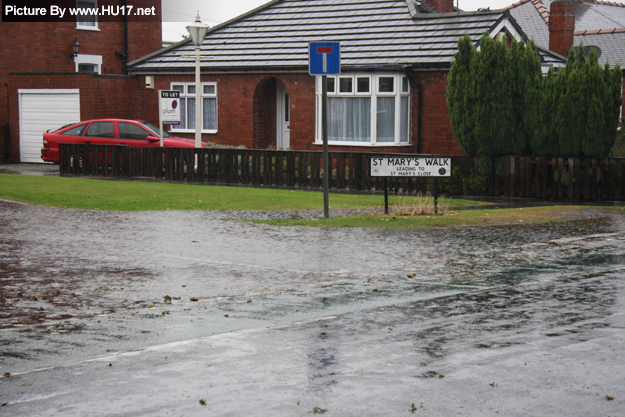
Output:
129,0,541,72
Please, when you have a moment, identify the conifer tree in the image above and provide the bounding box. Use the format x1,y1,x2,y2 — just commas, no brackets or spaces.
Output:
531,67,559,156
447,34,542,175
449,36,623,160
604,61,624,155
446,35,478,156
551,44,623,157
513,40,542,156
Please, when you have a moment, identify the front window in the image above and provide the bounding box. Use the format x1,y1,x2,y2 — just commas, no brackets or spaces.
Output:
316,74,410,145
118,123,151,140
170,82,218,134
142,122,171,138
76,0,98,30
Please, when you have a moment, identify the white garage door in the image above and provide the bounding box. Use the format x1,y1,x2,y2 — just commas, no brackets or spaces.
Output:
19,89,80,163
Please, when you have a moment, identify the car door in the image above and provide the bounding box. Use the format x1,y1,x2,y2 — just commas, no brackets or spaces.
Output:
117,121,155,148
83,121,117,146
81,121,117,166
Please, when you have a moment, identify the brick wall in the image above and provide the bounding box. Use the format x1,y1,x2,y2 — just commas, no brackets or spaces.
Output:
0,0,162,158
5,68,465,162
150,70,464,156
413,71,464,155
150,72,317,150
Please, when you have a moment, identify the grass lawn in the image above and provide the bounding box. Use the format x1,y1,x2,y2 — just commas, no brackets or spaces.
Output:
1,174,620,228
251,206,612,228
0,173,481,212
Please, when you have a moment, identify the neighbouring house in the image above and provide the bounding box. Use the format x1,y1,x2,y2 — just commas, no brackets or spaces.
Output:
507,0,625,119
127,0,565,155
1,0,162,163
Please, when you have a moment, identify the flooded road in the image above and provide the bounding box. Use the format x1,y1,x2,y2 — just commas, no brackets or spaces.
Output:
0,199,624,415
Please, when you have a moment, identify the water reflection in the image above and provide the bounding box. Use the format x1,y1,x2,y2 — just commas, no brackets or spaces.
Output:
306,324,339,394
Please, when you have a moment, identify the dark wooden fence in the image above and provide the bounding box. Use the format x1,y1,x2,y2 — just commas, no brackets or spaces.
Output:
59,143,625,201
491,156,625,201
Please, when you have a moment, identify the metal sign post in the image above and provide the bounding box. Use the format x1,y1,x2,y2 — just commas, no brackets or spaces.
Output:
309,42,340,219
321,75,329,219
371,156,452,215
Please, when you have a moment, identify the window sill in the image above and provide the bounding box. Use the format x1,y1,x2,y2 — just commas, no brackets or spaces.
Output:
314,141,412,147
76,26,100,31
170,129,218,135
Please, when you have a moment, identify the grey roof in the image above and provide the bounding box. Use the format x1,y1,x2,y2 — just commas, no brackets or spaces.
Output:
508,0,625,66
128,0,520,73
574,31,625,66
507,0,550,46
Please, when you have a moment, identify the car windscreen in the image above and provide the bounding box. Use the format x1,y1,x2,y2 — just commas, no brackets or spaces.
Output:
141,122,170,138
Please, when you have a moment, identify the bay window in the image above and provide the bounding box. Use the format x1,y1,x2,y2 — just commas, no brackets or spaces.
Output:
316,74,410,145
169,82,218,134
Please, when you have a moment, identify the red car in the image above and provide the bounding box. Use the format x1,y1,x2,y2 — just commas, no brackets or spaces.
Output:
41,119,202,163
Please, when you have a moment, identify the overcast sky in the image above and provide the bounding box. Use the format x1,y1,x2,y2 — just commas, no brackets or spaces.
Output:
162,0,517,42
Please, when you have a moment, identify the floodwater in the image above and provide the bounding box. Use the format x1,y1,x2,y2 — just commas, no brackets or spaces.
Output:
0,199,624,415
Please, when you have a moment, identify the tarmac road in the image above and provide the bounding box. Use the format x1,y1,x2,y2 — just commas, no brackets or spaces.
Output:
0,196,624,416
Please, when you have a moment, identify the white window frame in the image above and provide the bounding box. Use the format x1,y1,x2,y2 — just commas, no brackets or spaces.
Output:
74,54,102,74
169,82,218,134
399,76,411,143
355,76,371,96
338,76,354,95
315,74,410,146
76,0,99,31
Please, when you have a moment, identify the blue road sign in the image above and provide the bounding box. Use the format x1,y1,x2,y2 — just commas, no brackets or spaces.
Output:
309,42,340,75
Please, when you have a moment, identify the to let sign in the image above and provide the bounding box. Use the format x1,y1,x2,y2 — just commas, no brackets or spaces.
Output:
160,90,180,125
371,157,452,177
309,42,340,75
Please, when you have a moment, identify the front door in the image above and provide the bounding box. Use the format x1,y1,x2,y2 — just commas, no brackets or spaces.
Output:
276,81,290,149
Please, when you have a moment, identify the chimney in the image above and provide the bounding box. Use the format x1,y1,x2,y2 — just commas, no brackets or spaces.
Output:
425,0,454,13
549,0,575,57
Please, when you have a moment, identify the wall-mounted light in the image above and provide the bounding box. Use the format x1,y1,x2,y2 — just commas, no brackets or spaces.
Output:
70,39,81,59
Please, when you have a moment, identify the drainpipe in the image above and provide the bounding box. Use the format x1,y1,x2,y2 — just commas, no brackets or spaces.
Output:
115,0,129,73
4,82,10,163
416,82,423,154
123,0,128,70
404,66,423,154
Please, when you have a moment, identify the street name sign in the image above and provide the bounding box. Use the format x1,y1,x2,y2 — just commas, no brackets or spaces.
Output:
371,157,451,177
309,42,340,75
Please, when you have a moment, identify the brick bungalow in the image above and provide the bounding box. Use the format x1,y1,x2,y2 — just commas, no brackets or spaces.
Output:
507,0,625,119
1,0,162,163
127,0,565,156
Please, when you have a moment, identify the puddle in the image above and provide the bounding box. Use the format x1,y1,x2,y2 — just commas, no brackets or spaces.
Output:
1,200,624,372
